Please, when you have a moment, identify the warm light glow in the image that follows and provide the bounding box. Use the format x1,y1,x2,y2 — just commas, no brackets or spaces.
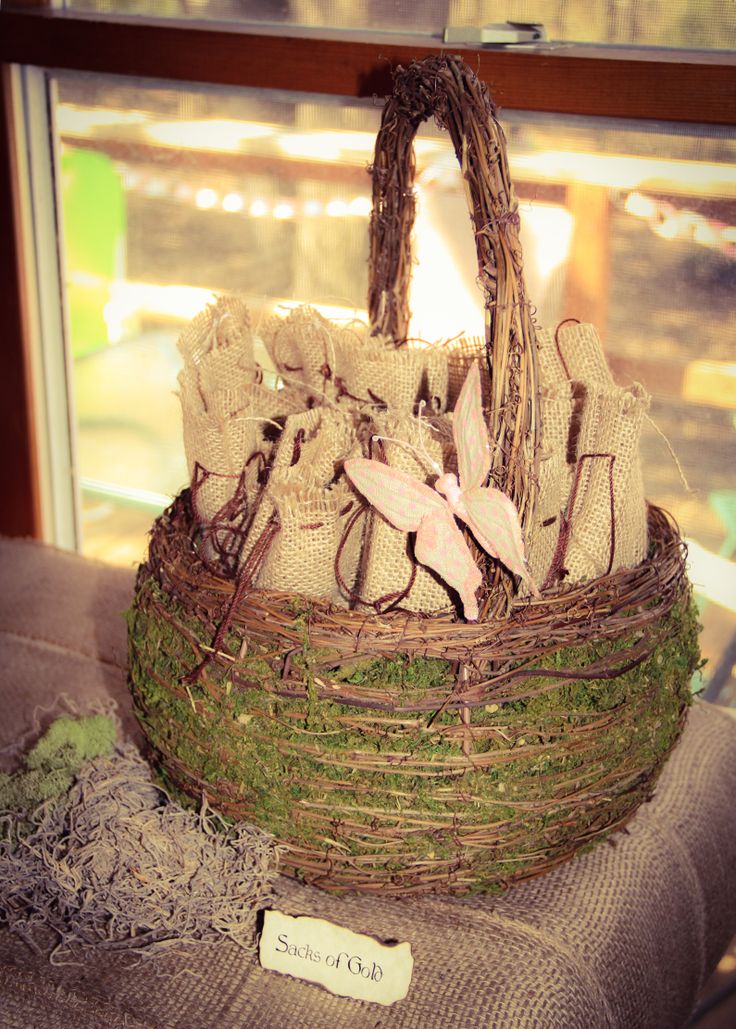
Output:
653,216,681,240
279,132,341,161
58,103,734,204
277,129,443,162
275,299,368,323
273,202,295,220
143,177,167,198
348,196,372,217
686,540,736,613
142,118,276,151
683,360,736,410
692,218,720,246
57,106,150,133
511,150,736,196
104,280,217,328
303,199,322,217
407,188,573,342
326,199,349,217
624,191,658,219
408,184,484,342
222,192,244,213
519,203,574,281
194,187,218,210
718,952,736,974
85,279,369,336
249,199,268,218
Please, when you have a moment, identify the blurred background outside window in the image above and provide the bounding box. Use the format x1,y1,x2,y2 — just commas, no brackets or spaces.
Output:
50,72,736,702
50,0,736,50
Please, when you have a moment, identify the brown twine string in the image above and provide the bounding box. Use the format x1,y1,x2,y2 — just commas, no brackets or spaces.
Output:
289,428,306,467
374,552,418,614
245,450,270,487
543,452,616,590
367,388,388,408
334,376,370,405
190,462,252,576
183,512,280,685
333,499,419,614
334,503,368,606
554,317,581,380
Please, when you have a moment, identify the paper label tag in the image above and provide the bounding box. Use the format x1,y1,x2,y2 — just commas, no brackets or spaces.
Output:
259,909,413,1006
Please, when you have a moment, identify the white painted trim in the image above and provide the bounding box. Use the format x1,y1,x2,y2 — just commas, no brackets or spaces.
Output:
15,65,79,550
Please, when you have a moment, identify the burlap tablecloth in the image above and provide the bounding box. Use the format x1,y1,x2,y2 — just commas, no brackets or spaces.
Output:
1,536,735,1029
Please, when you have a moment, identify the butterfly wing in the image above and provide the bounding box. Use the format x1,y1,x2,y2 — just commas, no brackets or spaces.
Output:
462,486,540,596
454,361,491,492
344,457,444,532
414,507,483,621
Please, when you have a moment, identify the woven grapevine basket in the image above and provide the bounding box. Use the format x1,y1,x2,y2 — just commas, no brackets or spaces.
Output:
128,56,699,896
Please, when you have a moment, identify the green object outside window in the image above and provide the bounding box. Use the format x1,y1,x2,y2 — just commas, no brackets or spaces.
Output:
61,146,126,359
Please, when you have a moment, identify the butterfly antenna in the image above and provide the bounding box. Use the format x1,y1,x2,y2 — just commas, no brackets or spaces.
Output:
415,400,443,474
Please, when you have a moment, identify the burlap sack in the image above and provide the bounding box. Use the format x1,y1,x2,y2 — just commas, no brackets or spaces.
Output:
536,322,612,389
441,334,487,408
357,413,454,614
343,336,449,413
178,297,313,567
266,407,357,489
240,408,361,602
531,322,649,587
557,321,614,387
262,306,357,406
178,294,257,393
180,417,256,569
256,481,360,600
264,306,451,414
564,383,649,581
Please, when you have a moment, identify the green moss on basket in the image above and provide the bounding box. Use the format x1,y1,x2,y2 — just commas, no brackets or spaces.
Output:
128,569,699,890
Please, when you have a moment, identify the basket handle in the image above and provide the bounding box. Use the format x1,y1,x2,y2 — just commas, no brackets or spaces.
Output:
368,55,539,542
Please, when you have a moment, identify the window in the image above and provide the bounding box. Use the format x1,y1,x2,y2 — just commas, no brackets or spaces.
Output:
3,7,735,703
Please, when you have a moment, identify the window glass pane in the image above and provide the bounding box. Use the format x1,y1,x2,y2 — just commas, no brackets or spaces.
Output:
51,73,736,703
50,0,736,50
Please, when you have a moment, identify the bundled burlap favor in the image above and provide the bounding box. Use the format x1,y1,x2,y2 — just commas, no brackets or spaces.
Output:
178,296,302,569
240,406,362,602
526,322,650,591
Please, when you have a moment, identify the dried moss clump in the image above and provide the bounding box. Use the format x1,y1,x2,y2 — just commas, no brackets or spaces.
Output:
0,724,280,959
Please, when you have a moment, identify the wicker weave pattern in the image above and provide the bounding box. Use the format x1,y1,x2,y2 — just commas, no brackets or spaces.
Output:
128,496,696,894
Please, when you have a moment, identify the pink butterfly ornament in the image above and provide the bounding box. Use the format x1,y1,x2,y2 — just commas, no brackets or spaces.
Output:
344,361,538,621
